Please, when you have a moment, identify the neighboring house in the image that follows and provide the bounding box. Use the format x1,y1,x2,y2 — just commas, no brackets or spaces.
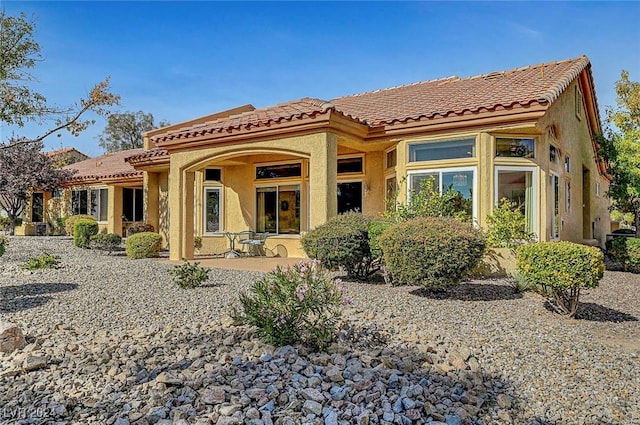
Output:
15,147,89,236
126,55,610,260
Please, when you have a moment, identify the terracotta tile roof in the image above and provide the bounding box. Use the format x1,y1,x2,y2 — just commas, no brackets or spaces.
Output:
330,56,591,126
63,149,144,182
150,56,592,143
126,148,169,162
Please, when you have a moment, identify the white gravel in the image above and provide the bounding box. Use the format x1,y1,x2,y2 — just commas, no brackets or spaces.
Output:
0,236,638,425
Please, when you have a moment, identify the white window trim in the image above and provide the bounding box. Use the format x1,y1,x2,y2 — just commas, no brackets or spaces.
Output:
255,183,302,235
494,165,538,237
407,166,478,224
92,187,109,223
203,186,223,235
408,137,477,163
337,154,365,176
204,167,223,182
550,172,560,240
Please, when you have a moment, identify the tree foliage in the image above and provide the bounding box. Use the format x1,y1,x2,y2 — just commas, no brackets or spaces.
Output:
0,11,120,148
597,71,640,236
98,111,169,152
0,140,75,234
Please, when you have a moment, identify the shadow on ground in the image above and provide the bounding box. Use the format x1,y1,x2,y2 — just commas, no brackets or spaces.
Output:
574,302,637,322
0,282,77,313
410,282,522,302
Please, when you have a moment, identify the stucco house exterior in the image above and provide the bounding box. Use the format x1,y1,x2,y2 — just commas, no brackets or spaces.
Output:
123,55,610,260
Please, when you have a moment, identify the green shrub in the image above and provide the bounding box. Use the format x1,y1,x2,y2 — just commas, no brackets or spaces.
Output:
126,232,163,259
485,198,536,248
65,214,95,236
0,217,11,232
378,216,485,288
607,237,640,273
233,260,348,350
516,241,604,317
301,212,374,279
90,233,122,253
386,175,472,222
126,222,155,237
73,219,99,248
23,252,60,270
368,219,394,260
0,235,7,257
170,259,210,288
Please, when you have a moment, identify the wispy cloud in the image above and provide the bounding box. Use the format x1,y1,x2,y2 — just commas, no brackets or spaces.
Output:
508,21,544,40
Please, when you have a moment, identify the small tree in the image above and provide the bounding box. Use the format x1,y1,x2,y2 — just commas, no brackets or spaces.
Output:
596,70,640,237
0,140,75,235
98,111,169,153
485,198,536,248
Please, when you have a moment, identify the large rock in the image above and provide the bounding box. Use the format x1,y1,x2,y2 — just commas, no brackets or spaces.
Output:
0,320,26,354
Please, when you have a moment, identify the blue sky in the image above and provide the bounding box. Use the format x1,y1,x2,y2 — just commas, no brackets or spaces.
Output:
2,1,639,157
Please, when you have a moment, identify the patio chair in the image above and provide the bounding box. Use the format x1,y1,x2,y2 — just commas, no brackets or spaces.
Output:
239,232,269,256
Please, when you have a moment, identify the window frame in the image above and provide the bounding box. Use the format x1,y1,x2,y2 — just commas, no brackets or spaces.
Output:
122,187,144,222
494,165,539,236
90,187,109,222
337,155,364,175
407,166,478,222
550,172,560,240
255,183,302,235
385,148,397,169
495,137,536,159
549,144,559,165
575,85,584,120
408,137,477,163
71,189,89,215
204,168,222,182
337,179,364,214
254,160,303,181
203,186,223,234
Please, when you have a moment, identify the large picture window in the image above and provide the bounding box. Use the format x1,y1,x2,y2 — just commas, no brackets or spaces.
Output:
204,188,222,233
408,167,476,219
337,182,362,214
123,188,143,222
409,138,475,162
256,185,300,234
495,166,537,235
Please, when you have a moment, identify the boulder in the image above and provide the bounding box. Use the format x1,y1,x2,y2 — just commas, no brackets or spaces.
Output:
0,320,26,354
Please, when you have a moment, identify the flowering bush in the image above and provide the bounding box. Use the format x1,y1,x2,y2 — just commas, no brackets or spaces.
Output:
233,260,349,350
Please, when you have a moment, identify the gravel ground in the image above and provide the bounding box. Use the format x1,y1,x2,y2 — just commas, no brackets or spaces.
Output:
0,237,639,425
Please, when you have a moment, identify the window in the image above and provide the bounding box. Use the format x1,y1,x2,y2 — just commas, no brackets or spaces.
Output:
31,193,44,223
337,157,363,174
575,86,584,119
256,163,301,180
495,167,537,235
550,174,560,239
123,188,143,222
91,188,109,222
564,156,571,173
52,189,63,199
72,189,88,215
409,138,475,162
565,180,571,213
496,138,535,158
408,167,476,219
337,182,362,214
386,149,397,168
204,188,222,233
256,185,300,234
205,168,221,182
550,145,559,164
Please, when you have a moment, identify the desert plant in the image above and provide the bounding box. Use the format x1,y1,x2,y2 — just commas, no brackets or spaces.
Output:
0,235,7,257
90,233,122,254
65,214,95,236
606,237,640,273
233,260,349,350
73,219,99,248
516,241,604,317
387,175,472,222
378,216,485,288
170,259,210,288
23,252,60,270
126,222,155,237
485,198,536,248
301,212,374,279
126,232,163,259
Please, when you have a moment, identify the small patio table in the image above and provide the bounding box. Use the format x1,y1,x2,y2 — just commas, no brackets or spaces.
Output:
223,232,243,258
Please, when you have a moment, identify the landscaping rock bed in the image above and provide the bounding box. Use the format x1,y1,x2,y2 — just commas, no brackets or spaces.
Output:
1,237,639,424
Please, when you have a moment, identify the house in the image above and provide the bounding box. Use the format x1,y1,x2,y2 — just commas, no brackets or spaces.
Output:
124,55,610,261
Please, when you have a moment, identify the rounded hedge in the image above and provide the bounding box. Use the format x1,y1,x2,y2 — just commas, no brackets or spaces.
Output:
606,237,640,273
73,219,99,248
378,216,485,288
126,223,155,237
65,214,95,236
300,212,373,279
126,232,163,259
90,232,122,252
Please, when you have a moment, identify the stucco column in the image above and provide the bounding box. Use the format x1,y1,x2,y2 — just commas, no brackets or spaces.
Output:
144,172,160,233
108,186,123,236
169,165,195,261
477,132,493,229
182,171,195,260
308,133,338,229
